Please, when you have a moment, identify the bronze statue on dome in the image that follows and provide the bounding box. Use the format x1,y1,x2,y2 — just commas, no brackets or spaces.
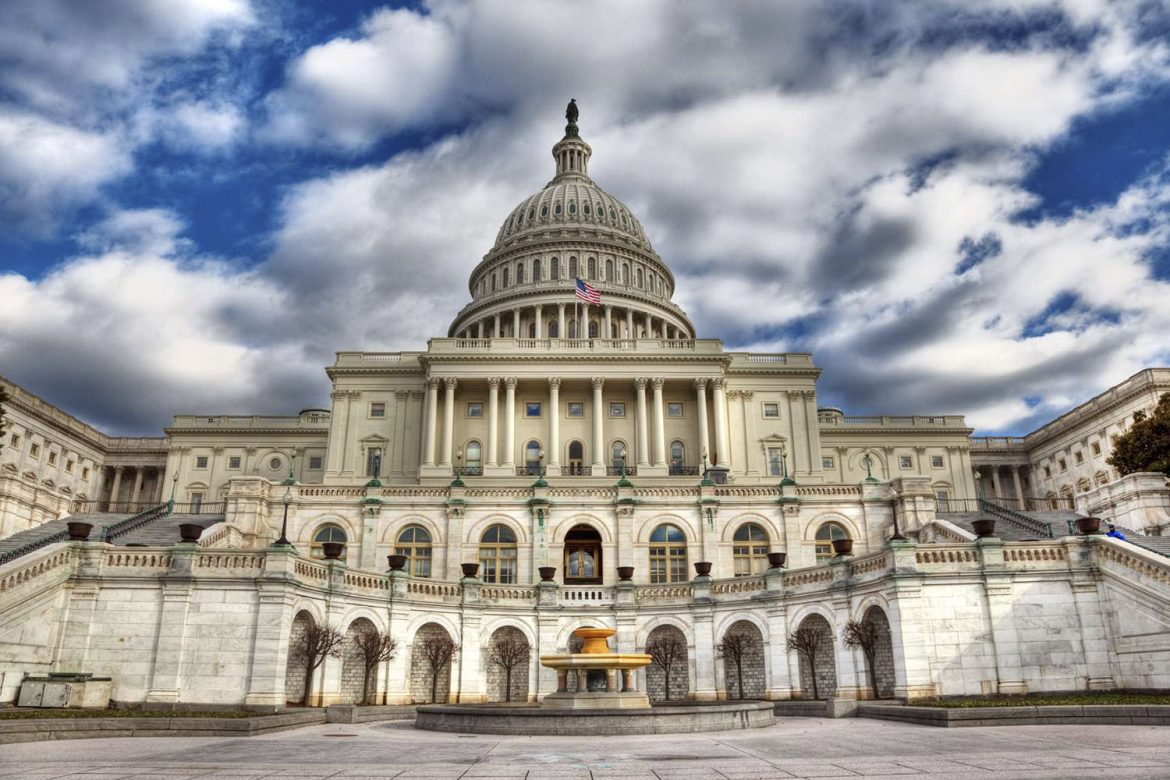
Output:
566,98,578,125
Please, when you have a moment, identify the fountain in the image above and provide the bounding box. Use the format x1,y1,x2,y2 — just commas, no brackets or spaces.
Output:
413,625,774,735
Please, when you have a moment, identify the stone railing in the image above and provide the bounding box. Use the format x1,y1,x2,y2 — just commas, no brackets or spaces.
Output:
636,583,692,602
104,550,173,570
969,436,1028,450
0,546,75,598
560,586,612,604
405,580,461,602
1095,539,1170,587
480,585,536,602
194,552,267,572
427,337,725,356
818,415,966,427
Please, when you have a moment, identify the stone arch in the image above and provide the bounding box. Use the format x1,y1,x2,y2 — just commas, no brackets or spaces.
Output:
555,618,613,651
301,513,358,546
720,513,780,543
793,613,837,700
485,625,531,703
551,515,613,544
802,512,859,542
463,514,529,545
380,514,442,544
859,605,895,699
634,513,699,543
718,619,766,699
340,617,378,704
850,449,886,480
284,610,315,706
644,624,689,702
410,622,457,704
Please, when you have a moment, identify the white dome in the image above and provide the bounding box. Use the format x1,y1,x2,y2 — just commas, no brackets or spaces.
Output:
492,180,652,253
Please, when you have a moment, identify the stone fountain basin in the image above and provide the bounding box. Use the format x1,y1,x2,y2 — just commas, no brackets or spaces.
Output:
538,653,651,670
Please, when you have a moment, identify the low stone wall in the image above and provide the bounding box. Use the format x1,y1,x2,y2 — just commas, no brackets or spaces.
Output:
415,701,775,735
325,704,417,723
857,703,1170,727
0,710,326,744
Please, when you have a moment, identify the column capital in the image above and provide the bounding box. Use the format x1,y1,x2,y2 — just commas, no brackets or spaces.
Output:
487,377,501,389
711,377,726,389
591,377,605,389
504,377,518,389
650,377,665,388
548,377,562,389
693,378,708,390
395,390,411,400
634,377,648,389
443,377,458,391
426,377,441,390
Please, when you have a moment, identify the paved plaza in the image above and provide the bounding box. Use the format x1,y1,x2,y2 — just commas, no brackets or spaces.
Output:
2,717,1170,780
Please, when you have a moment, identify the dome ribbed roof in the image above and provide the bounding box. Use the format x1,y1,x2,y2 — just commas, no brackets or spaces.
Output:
491,180,652,252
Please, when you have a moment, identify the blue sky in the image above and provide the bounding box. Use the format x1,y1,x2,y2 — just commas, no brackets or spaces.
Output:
1,0,1169,436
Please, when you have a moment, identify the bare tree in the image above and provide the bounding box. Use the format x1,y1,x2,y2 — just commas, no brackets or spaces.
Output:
487,635,531,702
786,626,826,700
842,620,883,700
645,634,687,701
716,631,759,699
353,628,399,704
420,634,459,704
290,620,344,707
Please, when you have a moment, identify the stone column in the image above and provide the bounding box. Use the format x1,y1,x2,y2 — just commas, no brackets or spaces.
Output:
504,378,517,467
591,377,606,474
626,309,635,338
512,309,521,337
557,303,566,338
145,579,193,703
493,313,500,338
1011,466,1025,505
712,378,731,469
548,378,561,472
441,378,457,467
423,379,439,467
487,378,500,467
535,304,543,338
130,468,145,506
692,607,717,700
635,378,650,468
990,467,1004,502
476,321,483,338
651,378,667,467
694,379,710,468
109,466,124,511
644,312,652,337
604,305,612,338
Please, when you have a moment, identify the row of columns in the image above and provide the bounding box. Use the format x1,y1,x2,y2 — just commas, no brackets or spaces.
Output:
420,377,732,473
456,302,689,341
974,465,1027,503
102,465,164,508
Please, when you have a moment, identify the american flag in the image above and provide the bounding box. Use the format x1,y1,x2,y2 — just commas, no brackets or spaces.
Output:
575,278,601,305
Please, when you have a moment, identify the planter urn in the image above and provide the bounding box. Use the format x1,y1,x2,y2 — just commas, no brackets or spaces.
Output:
387,554,408,571
767,552,787,569
538,566,557,582
971,518,997,539
178,523,203,543
66,521,93,541
1076,516,1102,535
693,561,713,577
461,562,480,578
831,538,854,556
321,542,345,560
616,566,634,581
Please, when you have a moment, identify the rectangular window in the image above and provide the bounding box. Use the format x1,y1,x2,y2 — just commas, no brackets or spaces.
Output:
1074,451,1084,465
366,447,382,477
609,402,626,418
228,456,242,469
369,402,386,417
762,403,780,418
466,402,483,418
767,447,785,477
822,456,835,469
1059,459,1068,471
29,443,40,457
190,492,204,511
567,401,584,418
195,456,209,469
309,456,323,470
1044,466,1052,478
48,452,58,466
10,434,20,447
667,402,683,418
1091,442,1101,456
935,490,951,513
899,455,913,469
82,467,90,479
525,401,542,418
65,460,74,473
930,455,944,469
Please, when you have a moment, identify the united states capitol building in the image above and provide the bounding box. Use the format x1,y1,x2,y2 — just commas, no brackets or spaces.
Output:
1,106,1168,710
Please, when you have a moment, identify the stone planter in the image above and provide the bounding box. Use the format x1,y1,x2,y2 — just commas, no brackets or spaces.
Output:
831,538,854,556
321,542,345,560
387,554,408,571
178,523,203,543
539,566,557,581
693,561,713,577
616,566,634,581
66,521,93,541
1076,516,1102,535
461,562,480,578
971,518,997,538
767,552,787,569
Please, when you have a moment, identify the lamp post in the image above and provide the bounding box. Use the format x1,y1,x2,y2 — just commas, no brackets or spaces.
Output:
616,445,632,487
274,486,293,548
167,472,179,515
451,447,465,487
700,447,713,486
533,448,547,487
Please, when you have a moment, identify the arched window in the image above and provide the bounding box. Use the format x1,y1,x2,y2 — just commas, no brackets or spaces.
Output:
395,525,432,577
587,257,596,278
669,440,685,474
732,523,769,576
502,267,510,287
568,200,577,215
588,321,599,338
311,524,347,559
569,257,578,278
567,440,585,475
636,267,643,288
464,441,482,474
605,258,613,281
611,440,628,470
551,257,560,279
491,274,496,292
529,322,536,338
548,320,559,338
621,264,628,284
814,522,849,564
532,258,542,281
479,524,518,584
649,524,687,583
516,263,525,284
525,440,542,476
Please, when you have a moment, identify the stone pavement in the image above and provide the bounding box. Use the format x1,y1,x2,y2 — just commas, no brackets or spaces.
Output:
1,717,1169,779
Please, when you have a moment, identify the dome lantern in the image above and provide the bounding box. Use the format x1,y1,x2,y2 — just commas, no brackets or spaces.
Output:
552,98,592,182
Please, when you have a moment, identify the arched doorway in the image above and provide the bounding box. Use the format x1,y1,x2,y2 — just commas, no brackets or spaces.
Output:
861,606,895,699
486,626,531,703
645,625,689,701
340,618,377,704
718,620,766,699
564,524,602,584
284,611,314,706
567,440,585,475
792,614,837,699
410,623,456,703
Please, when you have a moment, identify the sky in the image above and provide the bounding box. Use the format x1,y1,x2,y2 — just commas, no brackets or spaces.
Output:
1,0,1169,437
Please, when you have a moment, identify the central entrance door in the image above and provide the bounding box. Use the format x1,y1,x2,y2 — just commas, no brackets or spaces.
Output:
564,524,602,584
